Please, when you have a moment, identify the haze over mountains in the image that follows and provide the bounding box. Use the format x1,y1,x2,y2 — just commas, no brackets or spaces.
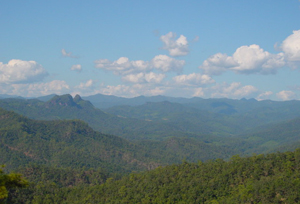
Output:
1,93,300,154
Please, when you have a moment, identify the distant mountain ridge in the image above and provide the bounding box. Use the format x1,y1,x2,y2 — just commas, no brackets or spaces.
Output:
1,93,300,156
0,94,242,139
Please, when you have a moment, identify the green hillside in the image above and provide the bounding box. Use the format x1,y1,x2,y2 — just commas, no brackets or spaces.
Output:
235,117,300,154
0,108,162,173
8,149,300,203
0,95,240,139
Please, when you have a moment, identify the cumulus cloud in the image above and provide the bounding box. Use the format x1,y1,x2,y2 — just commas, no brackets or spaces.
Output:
94,57,150,75
76,79,94,89
281,30,300,68
0,80,70,97
95,55,185,75
193,88,204,97
199,53,237,75
70,64,82,72
160,32,189,56
172,73,215,86
61,49,78,58
122,72,165,84
276,90,297,101
209,82,258,99
200,30,300,76
101,84,139,97
103,84,167,98
256,91,273,101
232,45,286,74
151,55,185,73
199,45,285,75
0,59,48,84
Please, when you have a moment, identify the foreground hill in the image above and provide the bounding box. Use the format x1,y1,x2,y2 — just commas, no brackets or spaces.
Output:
9,149,300,203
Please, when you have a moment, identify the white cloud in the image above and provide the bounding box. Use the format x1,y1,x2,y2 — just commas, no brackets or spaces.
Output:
231,45,285,74
200,30,300,76
209,82,258,99
122,72,165,84
150,55,185,73
93,83,167,98
0,59,48,84
61,49,78,58
281,30,300,68
0,80,70,97
95,55,185,75
76,79,94,89
199,45,285,75
160,32,189,56
276,90,297,101
193,88,204,97
101,84,139,97
172,73,215,86
70,64,82,72
199,53,237,75
256,91,273,101
94,57,150,75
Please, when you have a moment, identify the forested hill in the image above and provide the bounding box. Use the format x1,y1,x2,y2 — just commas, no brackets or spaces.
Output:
0,94,243,139
8,149,300,203
0,108,239,173
0,108,162,173
0,94,165,140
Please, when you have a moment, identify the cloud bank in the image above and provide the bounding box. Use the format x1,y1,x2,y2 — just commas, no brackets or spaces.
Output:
1,30,300,101
0,59,48,84
199,30,300,76
199,45,286,75
94,55,185,75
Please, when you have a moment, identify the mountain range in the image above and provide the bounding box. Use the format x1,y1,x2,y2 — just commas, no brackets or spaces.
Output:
2,93,300,202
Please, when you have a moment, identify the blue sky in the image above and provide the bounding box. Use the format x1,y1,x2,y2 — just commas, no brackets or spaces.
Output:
1,0,300,100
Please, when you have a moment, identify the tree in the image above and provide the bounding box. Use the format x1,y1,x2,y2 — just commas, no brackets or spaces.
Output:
0,165,28,203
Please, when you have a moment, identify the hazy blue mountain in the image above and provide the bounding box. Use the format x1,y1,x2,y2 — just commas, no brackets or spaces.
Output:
2,94,300,156
0,94,24,99
82,94,197,109
0,94,238,140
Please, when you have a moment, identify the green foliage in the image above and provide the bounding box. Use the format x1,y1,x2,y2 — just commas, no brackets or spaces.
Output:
2,95,300,203
3,94,300,157
9,149,300,203
0,165,28,203
0,107,163,173
52,150,300,203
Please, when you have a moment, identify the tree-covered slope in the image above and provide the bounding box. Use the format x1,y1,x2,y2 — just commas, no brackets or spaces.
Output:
0,108,243,174
0,95,177,140
235,117,300,154
0,95,241,139
9,149,300,203
0,108,162,173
